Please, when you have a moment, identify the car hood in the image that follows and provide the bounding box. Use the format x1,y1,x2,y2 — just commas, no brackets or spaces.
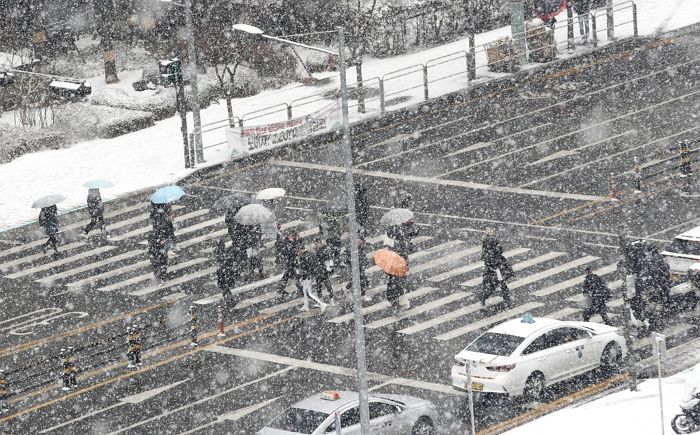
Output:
373,393,434,409
567,320,619,335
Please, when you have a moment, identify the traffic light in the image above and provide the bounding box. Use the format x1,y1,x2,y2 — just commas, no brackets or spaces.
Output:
159,58,183,87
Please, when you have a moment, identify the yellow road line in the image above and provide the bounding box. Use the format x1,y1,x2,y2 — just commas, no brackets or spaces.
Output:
1,315,295,423
0,301,175,359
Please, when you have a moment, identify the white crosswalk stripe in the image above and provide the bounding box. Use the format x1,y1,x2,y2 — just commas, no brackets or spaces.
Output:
533,263,618,297
459,251,567,287
428,248,530,283
110,209,210,242
5,246,116,279
98,258,210,293
434,302,544,341
506,256,599,291
329,287,439,324
397,297,502,335
366,291,466,329
36,249,145,285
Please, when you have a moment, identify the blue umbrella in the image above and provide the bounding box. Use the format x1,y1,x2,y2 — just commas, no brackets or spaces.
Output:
151,185,185,204
83,179,114,189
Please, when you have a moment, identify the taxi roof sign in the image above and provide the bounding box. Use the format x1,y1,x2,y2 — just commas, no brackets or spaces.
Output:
320,390,341,401
520,313,535,324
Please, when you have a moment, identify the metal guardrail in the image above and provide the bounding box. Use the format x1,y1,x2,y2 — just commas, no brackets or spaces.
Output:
196,2,637,156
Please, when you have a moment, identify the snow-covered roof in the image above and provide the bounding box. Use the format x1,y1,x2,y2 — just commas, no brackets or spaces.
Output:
490,317,562,338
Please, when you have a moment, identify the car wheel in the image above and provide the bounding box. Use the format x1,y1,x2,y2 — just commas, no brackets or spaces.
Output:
411,417,435,435
523,372,546,403
600,342,622,375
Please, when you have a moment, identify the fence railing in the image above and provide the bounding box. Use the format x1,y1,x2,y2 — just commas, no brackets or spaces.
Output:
196,2,638,158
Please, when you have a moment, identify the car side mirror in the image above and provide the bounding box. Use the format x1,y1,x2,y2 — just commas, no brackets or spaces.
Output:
395,406,403,414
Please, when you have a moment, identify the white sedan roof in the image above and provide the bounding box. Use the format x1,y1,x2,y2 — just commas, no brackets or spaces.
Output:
490,316,563,338
294,391,359,414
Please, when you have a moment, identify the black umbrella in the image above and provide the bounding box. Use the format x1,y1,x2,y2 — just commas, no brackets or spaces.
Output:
212,192,252,213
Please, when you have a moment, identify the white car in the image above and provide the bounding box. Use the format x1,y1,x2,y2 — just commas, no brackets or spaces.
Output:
451,315,627,401
661,225,700,279
256,390,438,435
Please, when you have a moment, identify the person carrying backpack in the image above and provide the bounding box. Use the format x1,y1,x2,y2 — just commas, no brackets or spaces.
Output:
582,267,611,324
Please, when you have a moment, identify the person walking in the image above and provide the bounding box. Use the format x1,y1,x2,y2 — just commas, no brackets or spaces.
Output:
354,182,370,228
83,188,108,238
480,227,514,307
215,238,238,307
573,0,591,43
148,232,168,285
297,246,328,313
39,205,60,255
313,238,335,305
276,232,302,297
323,213,343,267
581,267,611,324
386,273,409,314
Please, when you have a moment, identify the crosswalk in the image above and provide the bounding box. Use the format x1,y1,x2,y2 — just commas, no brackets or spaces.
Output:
2,203,696,354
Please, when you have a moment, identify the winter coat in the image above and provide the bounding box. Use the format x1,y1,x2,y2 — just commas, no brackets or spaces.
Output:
386,274,406,302
573,0,591,15
148,233,167,267
314,245,334,278
481,236,504,270
39,205,59,235
87,189,104,218
298,251,319,281
354,184,370,226
278,236,302,269
582,273,610,308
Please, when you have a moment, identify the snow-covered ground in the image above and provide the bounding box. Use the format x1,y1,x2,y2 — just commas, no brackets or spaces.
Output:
0,0,698,231
505,364,700,435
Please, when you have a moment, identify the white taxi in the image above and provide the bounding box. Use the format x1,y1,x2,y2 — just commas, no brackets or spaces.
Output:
256,390,438,434
451,315,627,401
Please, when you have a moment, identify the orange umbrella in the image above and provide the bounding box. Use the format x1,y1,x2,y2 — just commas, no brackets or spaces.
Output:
372,249,408,277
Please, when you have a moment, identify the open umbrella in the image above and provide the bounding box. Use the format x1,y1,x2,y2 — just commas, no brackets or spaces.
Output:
380,208,414,226
212,192,252,213
32,194,66,209
151,185,185,204
255,187,286,201
83,179,114,189
372,248,408,277
234,203,274,225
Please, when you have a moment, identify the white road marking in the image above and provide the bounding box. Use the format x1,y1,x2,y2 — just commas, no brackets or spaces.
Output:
520,124,700,188
194,274,283,305
460,251,567,287
428,248,530,283
206,345,460,395
547,307,581,320
525,130,635,167
99,258,210,293
444,123,553,158
434,301,544,341
328,287,438,324
5,246,116,279
633,322,694,350
36,249,145,285
506,256,599,292
532,263,618,297
366,240,464,275
271,160,605,202
0,308,62,331
105,367,294,435
129,265,216,297
397,297,501,335
409,245,481,275
366,292,468,329
177,396,283,435
110,209,210,242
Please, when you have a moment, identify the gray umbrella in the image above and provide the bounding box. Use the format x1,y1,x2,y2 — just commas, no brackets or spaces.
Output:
32,194,66,209
380,208,414,226
234,203,274,225
212,192,252,213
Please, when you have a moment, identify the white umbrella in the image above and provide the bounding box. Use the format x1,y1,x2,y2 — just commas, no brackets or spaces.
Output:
234,204,274,225
255,188,286,201
380,208,414,226
32,194,66,209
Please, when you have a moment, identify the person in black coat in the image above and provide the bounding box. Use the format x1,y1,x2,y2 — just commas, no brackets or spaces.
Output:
276,232,303,296
480,227,513,307
582,267,611,324
313,238,335,303
39,205,60,255
386,273,408,313
148,232,168,284
297,246,328,312
215,238,240,307
225,206,242,243
245,224,265,278
354,182,370,228
572,0,591,42
84,188,108,237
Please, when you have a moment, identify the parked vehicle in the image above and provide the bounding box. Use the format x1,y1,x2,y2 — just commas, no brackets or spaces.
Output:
672,393,700,434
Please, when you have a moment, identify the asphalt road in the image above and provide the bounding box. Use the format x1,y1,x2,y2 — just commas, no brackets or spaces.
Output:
0,29,699,434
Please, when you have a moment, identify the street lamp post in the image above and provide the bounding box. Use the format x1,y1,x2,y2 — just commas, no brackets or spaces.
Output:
232,24,371,434
162,0,204,165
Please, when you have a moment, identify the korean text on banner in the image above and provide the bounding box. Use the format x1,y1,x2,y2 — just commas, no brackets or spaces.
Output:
226,101,341,159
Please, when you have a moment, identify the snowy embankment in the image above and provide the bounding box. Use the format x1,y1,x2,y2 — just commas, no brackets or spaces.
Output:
0,0,698,232
505,364,700,435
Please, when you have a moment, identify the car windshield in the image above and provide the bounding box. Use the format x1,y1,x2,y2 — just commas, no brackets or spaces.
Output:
667,238,700,256
467,332,524,356
267,407,330,434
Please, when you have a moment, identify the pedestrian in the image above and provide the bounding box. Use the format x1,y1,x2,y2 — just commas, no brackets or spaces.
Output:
399,192,412,209
39,204,60,255
244,224,265,279
83,188,108,238
0,370,10,413
354,182,370,228
60,347,77,391
386,273,408,313
148,232,168,285
215,238,238,307
297,246,328,313
689,266,700,314
126,325,142,368
581,267,611,324
345,237,371,302
276,231,303,297
573,0,591,42
151,202,176,254
480,227,514,307
313,238,335,304
386,220,419,261
323,213,343,266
